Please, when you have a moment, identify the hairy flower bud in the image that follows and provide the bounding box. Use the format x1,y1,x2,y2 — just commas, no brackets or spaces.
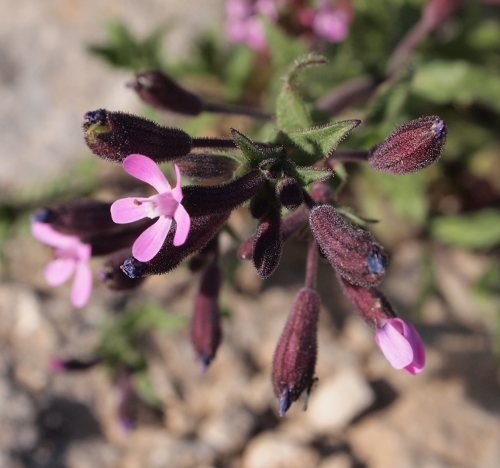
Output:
337,275,397,329
272,287,320,416
253,203,283,279
127,70,204,116
369,116,447,175
276,178,304,211
238,206,309,261
309,205,387,287
50,357,101,373
176,153,239,180
32,199,116,237
99,248,146,291
182,170,266,217
121,211,230,278
83,109,192,163
191,263,223,371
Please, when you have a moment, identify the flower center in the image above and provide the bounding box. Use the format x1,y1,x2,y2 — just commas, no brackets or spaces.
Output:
137,192,178,219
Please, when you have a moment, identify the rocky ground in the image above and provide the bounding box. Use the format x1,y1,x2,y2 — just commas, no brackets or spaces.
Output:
2,1,500,468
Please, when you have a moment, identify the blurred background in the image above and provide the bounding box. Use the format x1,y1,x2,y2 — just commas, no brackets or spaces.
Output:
1,0,500,467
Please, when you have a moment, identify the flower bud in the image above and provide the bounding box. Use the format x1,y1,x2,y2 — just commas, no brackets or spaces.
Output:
83,109,192,163
121,211,231,278
238,206,309,261
253,203,283,279
309,205,387,287
191,263,223,371
99,248,146,291
182,170,266,217
176,153,239,180
32,199,116,237
369,116,447,175
337,275,397,329
50,357,101,373
272,287,320,416
276,178,303,211
127,70,204,116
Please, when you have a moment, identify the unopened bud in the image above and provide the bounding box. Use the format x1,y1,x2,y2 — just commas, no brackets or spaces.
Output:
272,287,320,416
83,109,192,163
253,203,283,279
32,199,116,237
121,211,231,278
127,70,204,116
238,206,309,261
176,153,239,180
191,263,223,371
276,178,303,211
309,205,387,287
182,170,266,217
337,275,397,329
369,116,447,175
50,357,101,373
99,248,146,290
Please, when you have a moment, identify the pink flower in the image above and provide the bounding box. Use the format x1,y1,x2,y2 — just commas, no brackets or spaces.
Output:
31,222,92,308
375,318,426,374
110,154,190,262
313,0,352,42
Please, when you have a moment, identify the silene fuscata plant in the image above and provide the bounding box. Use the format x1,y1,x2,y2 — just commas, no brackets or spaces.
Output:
32,53,446,420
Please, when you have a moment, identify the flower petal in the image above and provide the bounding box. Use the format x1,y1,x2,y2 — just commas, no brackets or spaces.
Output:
132,216,172,262
375,320,414,369
45,258,76,286
111,197,148,223
171,164,183,201
123,154,171,193
403,323,426,374
173,203,191,246
71,262,93,308
32,222,75,248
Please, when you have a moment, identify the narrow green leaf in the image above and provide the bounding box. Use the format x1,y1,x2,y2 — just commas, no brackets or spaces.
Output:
231,128,283,168
285,120,361,165
431,209,500,249
335,207,379,226
288,166,333,187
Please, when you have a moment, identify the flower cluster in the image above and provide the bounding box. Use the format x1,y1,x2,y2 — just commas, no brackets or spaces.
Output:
32,54,446,420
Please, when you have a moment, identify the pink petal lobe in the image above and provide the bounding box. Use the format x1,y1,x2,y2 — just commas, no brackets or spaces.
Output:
132,216,172,262
71,262,93,308
32,222,74,248
111,198,148,223
123,154,171,193
45,258,76,286
403,323,426,374
375,321,413,369
172,164,184,201
173,204,191,246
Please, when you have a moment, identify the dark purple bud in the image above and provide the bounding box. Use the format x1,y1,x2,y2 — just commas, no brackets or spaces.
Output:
83,109,192,163
337,274,397,329
127,70,204,116
309,205,387,287
182,170,266,217
272,287,320,416
116,371,137,432
276,178,303,211
253,203,283,279
191,263,223,371
32,199,116,237
50,357,101,373
238,206,309,261
250,190,271,220
176,153,239,180
99,248,146,290
369,116,447,175
121,211,231,278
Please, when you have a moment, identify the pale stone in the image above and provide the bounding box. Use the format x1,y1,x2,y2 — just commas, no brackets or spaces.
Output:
306,368,375,433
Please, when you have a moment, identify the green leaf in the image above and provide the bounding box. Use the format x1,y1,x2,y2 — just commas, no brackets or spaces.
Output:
335,207,379,226
284,120,361,165
431,209,500,249
287,166,333,187
231,128,284,168
275,54,327,132
263,20,309,70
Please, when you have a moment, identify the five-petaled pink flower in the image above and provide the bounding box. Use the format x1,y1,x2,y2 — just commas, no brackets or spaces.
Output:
110,154,191,262
31,222,92,308
375,318,426,374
